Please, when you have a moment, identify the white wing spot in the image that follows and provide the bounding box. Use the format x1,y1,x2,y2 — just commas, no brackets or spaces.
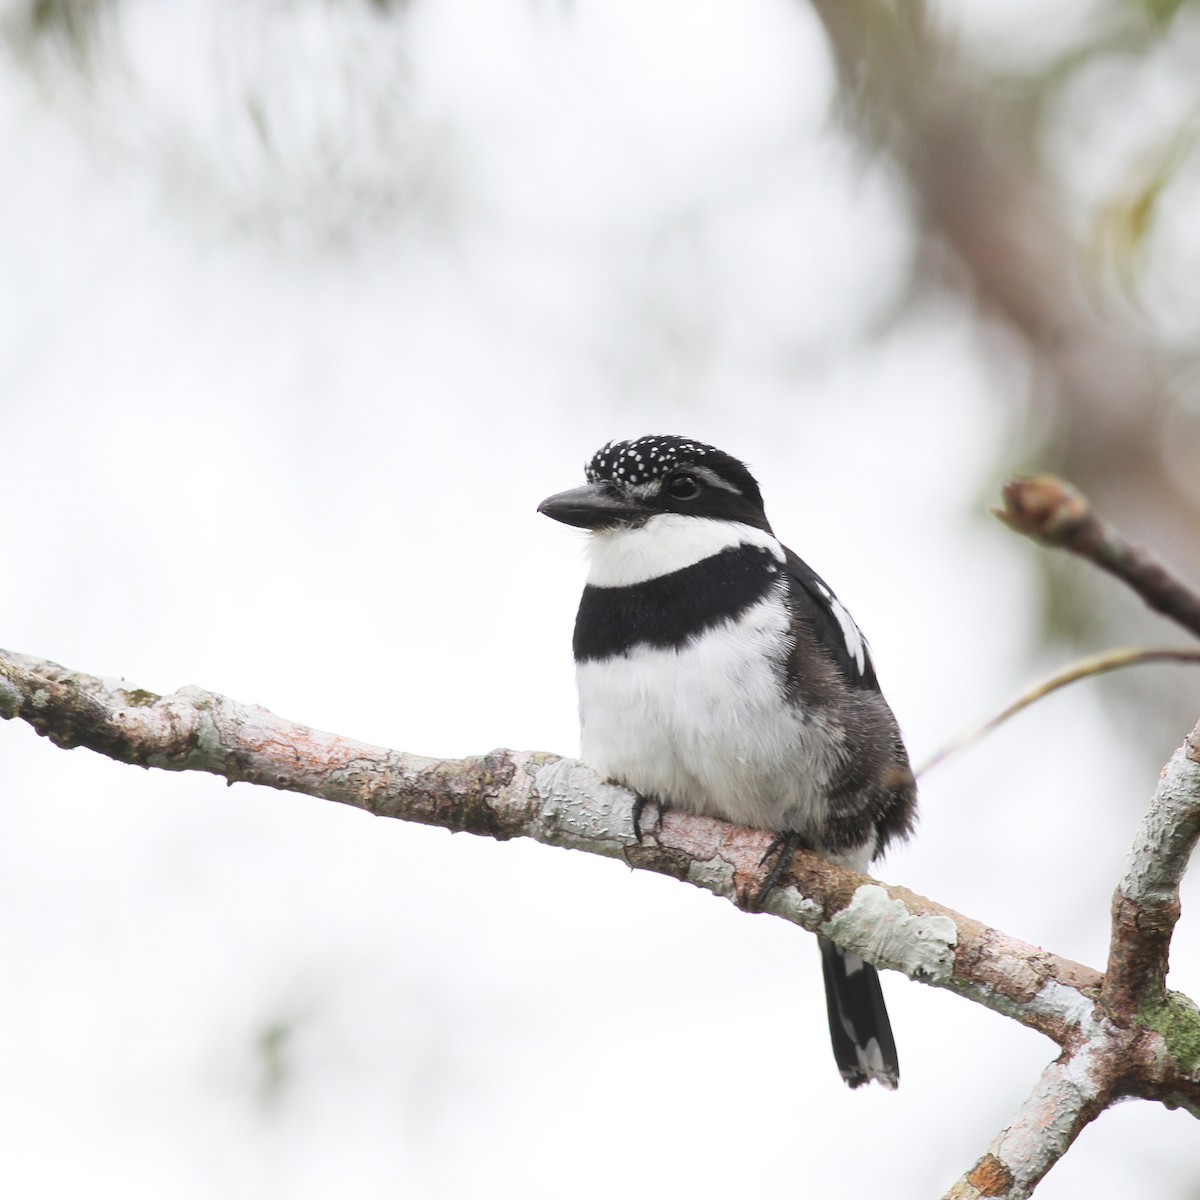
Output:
818,585,867,676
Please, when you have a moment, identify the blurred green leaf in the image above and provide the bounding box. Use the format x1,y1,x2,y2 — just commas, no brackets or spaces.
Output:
1132,0,1194,31
255,1015,298,1111
6,0,116,72
1091,117,1200,301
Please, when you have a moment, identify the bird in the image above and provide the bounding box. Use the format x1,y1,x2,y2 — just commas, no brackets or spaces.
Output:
538,434,917,1089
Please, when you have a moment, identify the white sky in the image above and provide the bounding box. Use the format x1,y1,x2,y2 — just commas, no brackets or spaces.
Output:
1,2,1197,1196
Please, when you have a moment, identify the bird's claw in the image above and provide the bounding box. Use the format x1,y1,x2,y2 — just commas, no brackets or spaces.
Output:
631,795,663,844
753,831,807,909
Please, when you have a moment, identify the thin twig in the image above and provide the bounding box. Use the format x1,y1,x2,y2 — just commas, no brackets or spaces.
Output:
996,476,1200,640
916,647,1200,779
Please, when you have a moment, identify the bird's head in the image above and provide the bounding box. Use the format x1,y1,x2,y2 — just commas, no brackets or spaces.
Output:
538,435,772,536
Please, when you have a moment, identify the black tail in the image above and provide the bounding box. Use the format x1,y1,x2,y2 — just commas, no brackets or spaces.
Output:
818,936,899,1089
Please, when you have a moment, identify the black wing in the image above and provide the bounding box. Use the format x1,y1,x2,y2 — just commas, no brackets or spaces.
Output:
782,547,880,692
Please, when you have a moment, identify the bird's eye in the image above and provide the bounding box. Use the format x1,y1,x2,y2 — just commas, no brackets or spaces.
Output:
666,473,702,500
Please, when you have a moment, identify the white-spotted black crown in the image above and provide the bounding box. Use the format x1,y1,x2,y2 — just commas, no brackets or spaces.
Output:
584,435,765,509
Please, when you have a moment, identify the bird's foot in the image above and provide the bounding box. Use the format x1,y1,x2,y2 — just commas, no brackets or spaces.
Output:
631,794,664,844
753,831,808,909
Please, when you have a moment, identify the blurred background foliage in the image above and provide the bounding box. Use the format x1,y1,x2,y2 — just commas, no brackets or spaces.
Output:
810,0,1200,757
6,0,1198,760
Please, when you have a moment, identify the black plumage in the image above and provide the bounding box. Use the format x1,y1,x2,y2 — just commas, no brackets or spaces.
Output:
573,543,780,662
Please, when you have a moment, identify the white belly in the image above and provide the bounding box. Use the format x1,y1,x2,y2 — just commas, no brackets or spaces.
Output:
576,596,846,834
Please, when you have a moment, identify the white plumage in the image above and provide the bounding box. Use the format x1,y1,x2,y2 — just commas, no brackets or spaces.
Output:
584,513,783,587
576,512,868,869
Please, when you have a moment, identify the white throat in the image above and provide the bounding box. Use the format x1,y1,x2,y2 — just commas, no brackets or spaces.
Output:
585,514,783,587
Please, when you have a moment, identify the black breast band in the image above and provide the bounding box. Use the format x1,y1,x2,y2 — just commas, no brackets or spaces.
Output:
573,544,779,662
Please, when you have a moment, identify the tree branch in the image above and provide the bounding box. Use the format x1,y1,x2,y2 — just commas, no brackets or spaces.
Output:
0,646,1102,1042
2,643,1199,1189
996,477,1200,641
943,1036,1123,1200
990,477,1200,1069
1104,720,1200,1025
947,730,1200,1200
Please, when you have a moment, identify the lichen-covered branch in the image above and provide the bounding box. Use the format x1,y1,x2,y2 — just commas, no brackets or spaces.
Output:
0,645,1103,1042
997,477,1200,641
942,1031,1124,1200
1104,720,1200,1022
2,643,1199,1189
